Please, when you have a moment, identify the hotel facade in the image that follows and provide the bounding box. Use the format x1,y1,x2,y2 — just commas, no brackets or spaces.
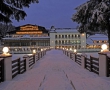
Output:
1,24,107,53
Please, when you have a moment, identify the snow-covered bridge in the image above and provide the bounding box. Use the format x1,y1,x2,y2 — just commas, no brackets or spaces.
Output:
0,50,110,90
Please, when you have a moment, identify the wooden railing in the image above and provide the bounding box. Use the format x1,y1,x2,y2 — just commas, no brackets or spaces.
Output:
85,56,99,74
0,58,4,83
29,55,35,68
70,53,74,60
12,58,26,78
107,56,110,77
64,50,99,75
75,54,81,65
0,50,47,83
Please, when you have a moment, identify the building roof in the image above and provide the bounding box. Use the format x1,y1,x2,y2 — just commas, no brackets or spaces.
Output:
7,24,48,34
49,28,78,33
86,34,108,45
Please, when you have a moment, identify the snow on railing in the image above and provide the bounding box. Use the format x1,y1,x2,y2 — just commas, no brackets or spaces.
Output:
0,50,47,83
63,49,109,77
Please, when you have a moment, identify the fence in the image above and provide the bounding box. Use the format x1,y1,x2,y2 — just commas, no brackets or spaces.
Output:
75,54,81,65
0,50,47,83
12,58,26,78
85,56,99,74
107,56,110,77
29,55,35,68
63,50,110,77
0,58,4,83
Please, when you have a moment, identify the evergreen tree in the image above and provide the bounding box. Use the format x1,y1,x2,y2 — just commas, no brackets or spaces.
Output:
72,0,110,50
0,0,39,23
0,23,15,37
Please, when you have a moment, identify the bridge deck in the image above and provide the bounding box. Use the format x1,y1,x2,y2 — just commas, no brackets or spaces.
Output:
0,50,110,90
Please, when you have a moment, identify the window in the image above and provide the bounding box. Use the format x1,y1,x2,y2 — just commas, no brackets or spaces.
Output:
59,35,61,38
72,35,74,38
62,40,64,44
55,35,57,38
75,35,77,38
78,35,80,38
68,35,70,38
62,35,64,38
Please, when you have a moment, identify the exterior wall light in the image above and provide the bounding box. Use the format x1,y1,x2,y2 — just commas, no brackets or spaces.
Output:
2,47,9,55
33,49,36,54
82,33,85,36
70,48,72,51
74,49,77,53
41,49,43,51
101,44,108,52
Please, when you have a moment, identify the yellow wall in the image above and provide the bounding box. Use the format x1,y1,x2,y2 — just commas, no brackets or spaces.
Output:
20,25,39,31
16,25,43,35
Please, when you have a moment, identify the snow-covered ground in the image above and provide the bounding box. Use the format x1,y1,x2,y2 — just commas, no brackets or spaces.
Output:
78,52,99,58
0,50,110,90
12,54,32,60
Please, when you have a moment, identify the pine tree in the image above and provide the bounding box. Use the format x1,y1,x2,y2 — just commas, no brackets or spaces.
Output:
72,0,110,50
0,0,39,23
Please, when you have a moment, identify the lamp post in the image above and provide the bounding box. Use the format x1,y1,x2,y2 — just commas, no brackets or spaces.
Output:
33,49,36,54
70,48,72,51
2,47,10,55
101,44,108,52
74,49,77,53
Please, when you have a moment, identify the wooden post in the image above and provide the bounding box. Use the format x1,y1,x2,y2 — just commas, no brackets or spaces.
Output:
90,56,92,72
73,53,76,62
0,54,12,81
0,58,4,82
98,53,108,77
23,55,29,71
18,58,21,74
33,54,36,63
81,55,86,68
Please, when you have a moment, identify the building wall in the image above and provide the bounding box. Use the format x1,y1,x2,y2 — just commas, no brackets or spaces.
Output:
49,29,86,49
49,32,55,48
80,33,86,48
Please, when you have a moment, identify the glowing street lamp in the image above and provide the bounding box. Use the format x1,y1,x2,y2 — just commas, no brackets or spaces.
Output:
2,47,9,55
74,49,77,53
101,44,108,52
70,48,72,51
41,49,43,51
33,49,36,54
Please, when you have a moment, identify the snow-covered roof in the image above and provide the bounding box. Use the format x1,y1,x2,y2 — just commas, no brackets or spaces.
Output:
87,34,108,41
2,37,50,40
86,34,108,45
50,28,78,33
91,37,108,41
86,38,93,45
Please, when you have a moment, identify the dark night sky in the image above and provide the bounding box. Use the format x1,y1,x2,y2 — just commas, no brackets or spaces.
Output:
12,0,88,28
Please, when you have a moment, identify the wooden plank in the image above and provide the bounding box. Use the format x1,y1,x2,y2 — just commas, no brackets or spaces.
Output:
12,67,19,73
91,56,99,61
92,61,99,66
12,64,18,69
12,72,19,78
20,60,25,63
12,58,19,64
29,62,34,67
20,66,25,71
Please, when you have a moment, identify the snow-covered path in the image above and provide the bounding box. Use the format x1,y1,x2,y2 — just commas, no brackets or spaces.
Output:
0,50,110,90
